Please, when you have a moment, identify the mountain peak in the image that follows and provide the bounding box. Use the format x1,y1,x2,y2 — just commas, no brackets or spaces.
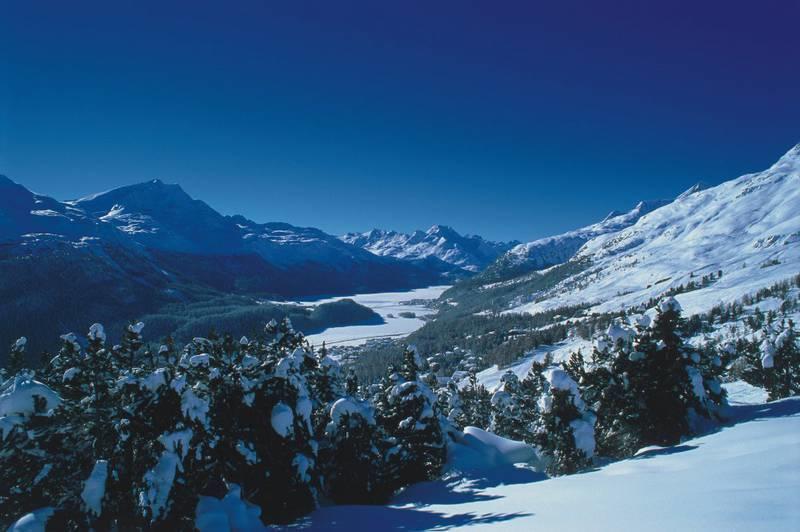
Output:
676,182,709,201
773,142,800,169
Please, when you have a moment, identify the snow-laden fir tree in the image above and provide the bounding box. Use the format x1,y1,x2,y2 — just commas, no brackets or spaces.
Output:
590,298,727,455
527,365,595,475
320,396,389,504
760,319,800,400
377,347,446,492
489,371,528,441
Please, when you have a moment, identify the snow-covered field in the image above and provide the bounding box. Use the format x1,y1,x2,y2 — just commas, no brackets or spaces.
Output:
301,394,800,531
301,286,450,347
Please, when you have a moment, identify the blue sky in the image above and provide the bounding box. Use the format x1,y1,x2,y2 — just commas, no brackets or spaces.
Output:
1,0,798,241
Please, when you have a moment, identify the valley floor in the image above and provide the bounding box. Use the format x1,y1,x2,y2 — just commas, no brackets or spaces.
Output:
301,285,450,347
297,390,800,531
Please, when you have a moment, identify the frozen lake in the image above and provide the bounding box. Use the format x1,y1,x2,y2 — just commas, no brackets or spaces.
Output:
302,285,450,347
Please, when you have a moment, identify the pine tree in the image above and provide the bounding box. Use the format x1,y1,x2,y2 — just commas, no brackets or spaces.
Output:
597,298,727,453
320,397,389,504
528,367,595,475
4,337,28,378
489,371,527,441
378,348,446,492
761,320,800,400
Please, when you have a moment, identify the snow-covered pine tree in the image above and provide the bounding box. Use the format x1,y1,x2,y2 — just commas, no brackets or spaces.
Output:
460,373,491,430
622,297,725,449
0,374,63,525
320,396,389,504
489,371,527,441
227,323,319,524
18,327,122,529
378,347,446,492
761,319,800,400
582,321,644,458
4,337,28,379
529,367,595,475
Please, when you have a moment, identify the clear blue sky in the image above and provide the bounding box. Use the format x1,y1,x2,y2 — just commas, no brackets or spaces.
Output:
1,0,798,242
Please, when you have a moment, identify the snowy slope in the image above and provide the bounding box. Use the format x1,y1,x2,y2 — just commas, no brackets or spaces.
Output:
341,225,518,273
481,199,670,282
506,143,800,317
303,397,800,531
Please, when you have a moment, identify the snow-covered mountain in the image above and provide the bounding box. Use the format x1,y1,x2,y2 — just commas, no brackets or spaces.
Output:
1,177,442,291
341,225,519,273
483,199,671,281
505,143,800,317
0,177,444,355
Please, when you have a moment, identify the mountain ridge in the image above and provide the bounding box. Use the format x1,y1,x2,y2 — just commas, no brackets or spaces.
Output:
341,224,519,274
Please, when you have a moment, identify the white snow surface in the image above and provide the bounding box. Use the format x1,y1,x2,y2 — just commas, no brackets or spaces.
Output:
506,143,800,318
80,460,108,516
0,376,61,418
303,285,449,347
459,427,540,467
195,484,263,532
304,397,800,531
7,508,56,532
270,402,294,437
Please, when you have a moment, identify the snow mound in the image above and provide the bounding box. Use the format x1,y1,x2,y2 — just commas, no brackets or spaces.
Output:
7,507,55,532
195,484,264,532
450,426,541,471
0,376,61,417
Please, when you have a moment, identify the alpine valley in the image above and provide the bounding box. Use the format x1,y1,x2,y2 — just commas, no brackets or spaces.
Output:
1,143,799,531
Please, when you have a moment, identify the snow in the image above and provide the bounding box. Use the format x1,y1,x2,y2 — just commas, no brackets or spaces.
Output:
0,415,24,440
235,441,258,464
341,226,517,273
760,339,776,369
81,460,108,516
181,388,209,425
503,199,669,272
14,337,27,350
189,353,210,367
0,376,61,417
459,427,540,467
305,398,800,531
7,507,55,532
270,402,294,437
159,429,193,459
724,381,769,405
140,368,168,391
569,417,596,457
128,321,145,335
659,296,682,313
328,397,375,428
195,484,263,532
240,354,259,369
304,285,450,347
293,454,313,483
87,323,106,342
141,451,180,521
475,337,593,392
62,367,81,382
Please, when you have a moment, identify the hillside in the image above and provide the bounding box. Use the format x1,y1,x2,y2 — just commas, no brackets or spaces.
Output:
439,143,800,320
